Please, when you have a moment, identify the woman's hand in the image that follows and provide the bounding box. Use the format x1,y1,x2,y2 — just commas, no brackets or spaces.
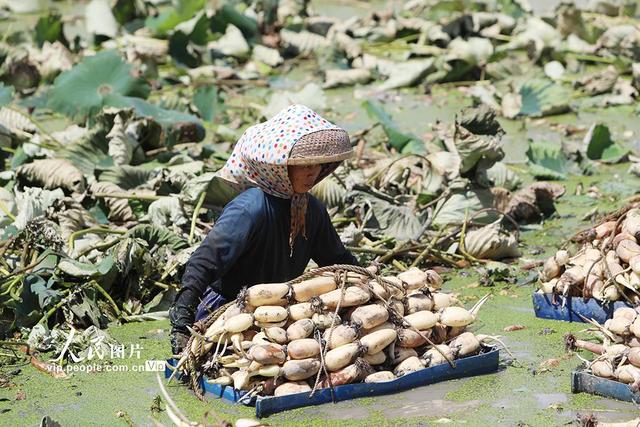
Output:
170,330,189,356
169,287,198,354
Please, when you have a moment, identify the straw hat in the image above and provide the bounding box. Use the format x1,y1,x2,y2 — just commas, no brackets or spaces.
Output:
288,128,353,165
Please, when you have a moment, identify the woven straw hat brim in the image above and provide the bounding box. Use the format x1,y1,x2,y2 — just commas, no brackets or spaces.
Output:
287,150,354,165
287,128,353,166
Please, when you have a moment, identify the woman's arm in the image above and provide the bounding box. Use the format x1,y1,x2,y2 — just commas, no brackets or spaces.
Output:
169,197,261,338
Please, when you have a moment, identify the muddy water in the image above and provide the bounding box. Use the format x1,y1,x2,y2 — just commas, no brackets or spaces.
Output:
304,378,481,421
310,0,640,165
323,86,640,165
533,392,568,408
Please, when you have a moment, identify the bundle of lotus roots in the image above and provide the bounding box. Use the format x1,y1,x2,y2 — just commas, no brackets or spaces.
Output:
169,265,497,398
538,207,640,303
566,306,640,390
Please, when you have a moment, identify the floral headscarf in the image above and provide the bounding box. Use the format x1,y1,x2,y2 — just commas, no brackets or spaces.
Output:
217,105,349,254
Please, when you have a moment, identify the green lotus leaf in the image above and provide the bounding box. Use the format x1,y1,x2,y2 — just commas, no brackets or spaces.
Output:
193,85,223,122
0,83,14,106
105,96,204,144
145,0,205,35
126,224,189,252
585,123,629,163
47,50,150,120
212,3,259,39
34,13,65,47
526,140,569,180
362,99,425,154
518,78,571,117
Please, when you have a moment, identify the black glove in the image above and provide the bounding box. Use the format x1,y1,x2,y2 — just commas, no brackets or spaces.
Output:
169,287,198,354
170,331,190,356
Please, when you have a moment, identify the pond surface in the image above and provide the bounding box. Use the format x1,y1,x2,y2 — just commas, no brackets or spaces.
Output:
2,1,640,426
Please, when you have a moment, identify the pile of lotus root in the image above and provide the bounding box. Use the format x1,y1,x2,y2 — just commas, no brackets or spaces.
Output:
538,207,640,304
566,306,640,390
169,265,498,398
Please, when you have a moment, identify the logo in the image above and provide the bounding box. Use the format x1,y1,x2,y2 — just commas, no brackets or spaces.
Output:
145,360,166,372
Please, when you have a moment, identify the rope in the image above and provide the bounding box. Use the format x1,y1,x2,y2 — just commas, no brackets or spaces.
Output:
310,270,347,397
287,264,403,293
314,329,336,402
177,263,456,399
596,211,637,305
305,265,455,381
303,265,455,368
365,275,454,368
181,301,235,399
570,202,639,244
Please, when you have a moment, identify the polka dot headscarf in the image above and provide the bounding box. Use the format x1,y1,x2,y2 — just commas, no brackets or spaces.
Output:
217,104,345,254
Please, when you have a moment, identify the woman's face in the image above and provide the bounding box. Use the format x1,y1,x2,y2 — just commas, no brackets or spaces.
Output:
288,164,322,193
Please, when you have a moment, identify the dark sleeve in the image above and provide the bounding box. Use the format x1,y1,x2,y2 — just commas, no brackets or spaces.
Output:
182,202,260,295
170,197,261,333
310,199,359,267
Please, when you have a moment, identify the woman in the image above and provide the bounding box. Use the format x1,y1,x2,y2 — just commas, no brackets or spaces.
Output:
169,105,359,353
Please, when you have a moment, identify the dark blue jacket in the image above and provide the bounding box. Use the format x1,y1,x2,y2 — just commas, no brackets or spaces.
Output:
171,188,358,332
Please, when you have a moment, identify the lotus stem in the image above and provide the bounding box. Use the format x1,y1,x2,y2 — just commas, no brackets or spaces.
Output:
188,191,206,245
38,290,71,326
67,227,126,251
92,192,162,202
0,199,15,221
458,209,481,263
88,280,121,317
76,237,122,258
566,52,617,64
411,227,445,268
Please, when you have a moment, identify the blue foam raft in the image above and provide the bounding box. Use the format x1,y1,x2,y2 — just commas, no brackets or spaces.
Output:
572,369,640,404
532,292,632,324
165,346,500,418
